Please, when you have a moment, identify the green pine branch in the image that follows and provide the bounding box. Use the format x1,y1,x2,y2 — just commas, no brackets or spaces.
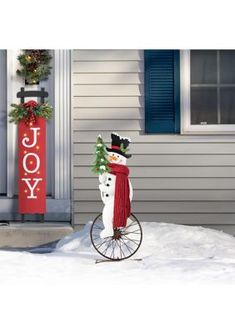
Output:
9,102,53,124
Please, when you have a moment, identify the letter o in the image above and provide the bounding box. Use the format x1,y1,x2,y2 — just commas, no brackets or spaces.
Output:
23,153,40,174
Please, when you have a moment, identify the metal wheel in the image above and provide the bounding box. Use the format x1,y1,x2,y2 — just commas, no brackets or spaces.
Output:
90,213,143,261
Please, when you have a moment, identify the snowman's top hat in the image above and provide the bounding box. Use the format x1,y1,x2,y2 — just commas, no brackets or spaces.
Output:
106,132,132,159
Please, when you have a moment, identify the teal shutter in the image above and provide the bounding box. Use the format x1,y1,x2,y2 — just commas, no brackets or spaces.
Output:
144,50,180,133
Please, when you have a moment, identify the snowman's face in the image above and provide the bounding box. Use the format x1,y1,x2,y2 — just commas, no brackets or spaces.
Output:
108,152,127,165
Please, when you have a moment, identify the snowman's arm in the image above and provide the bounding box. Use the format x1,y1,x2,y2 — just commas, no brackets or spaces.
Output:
99,173,107,184
99,184,106,192
129,180,133,202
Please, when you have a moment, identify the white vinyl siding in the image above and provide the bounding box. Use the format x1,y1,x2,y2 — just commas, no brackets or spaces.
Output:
72,50,235,228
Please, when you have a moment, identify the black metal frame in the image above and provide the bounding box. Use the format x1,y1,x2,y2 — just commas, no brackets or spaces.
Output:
17,87,48,104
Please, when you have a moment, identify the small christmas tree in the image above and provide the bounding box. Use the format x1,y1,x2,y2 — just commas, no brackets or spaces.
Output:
92,135,110,174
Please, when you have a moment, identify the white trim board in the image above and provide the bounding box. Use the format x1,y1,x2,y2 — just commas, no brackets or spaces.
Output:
54,50,71,200
7,50,20,197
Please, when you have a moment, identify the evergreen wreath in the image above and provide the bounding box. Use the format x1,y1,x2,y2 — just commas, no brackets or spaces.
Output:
16,50,52,85
9,100,53,125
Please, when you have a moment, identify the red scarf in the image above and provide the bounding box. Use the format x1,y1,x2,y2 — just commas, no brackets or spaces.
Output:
108,163,131,228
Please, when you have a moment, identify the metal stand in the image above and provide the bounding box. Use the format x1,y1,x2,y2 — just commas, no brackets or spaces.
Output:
17,87,48,104
95,258,142,264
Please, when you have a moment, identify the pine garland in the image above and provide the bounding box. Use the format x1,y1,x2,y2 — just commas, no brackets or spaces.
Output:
91,135,110,174
9,101,53,125
16,50,52,85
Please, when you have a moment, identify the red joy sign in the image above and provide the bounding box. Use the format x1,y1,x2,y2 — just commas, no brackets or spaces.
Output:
18,117,46,214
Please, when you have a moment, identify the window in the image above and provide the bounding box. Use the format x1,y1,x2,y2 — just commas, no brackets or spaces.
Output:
181,50,235,134
191,50,235,125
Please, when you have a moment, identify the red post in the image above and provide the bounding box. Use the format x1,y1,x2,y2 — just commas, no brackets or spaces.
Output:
18,117,46,214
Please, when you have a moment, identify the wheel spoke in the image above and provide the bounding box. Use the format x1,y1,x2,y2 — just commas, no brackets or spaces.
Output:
94,220,103,227
126,221,138,228
92,231,102,240
96,237,111,250
92,236,102,241
119,237,135,254
93,225,103,230
122,235,140,246
124,237,141,242
110,240,116,258
123,229,141,235
117,239,125,259
118,239,130,256
103,238,113,256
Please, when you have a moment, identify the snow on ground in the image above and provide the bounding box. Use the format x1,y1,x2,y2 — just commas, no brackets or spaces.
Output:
1,222,235,284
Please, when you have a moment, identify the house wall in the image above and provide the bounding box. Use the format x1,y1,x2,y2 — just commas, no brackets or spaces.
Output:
72,50,235,229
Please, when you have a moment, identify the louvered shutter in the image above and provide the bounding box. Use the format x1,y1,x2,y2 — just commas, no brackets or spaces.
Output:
144,50,180,133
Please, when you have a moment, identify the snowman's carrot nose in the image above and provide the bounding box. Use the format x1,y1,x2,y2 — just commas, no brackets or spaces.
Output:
110,156,118,161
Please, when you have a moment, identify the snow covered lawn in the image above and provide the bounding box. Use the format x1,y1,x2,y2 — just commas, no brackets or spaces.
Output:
1,221,235,284
1,221,235,334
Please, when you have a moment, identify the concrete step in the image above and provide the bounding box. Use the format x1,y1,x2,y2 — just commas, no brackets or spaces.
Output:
0,222,73,248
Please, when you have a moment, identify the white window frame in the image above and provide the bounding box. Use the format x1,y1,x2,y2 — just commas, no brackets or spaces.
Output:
180,50,235,134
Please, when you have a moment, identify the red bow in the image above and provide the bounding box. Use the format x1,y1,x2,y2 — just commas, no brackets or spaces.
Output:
23,100,38,109
23,100,38,126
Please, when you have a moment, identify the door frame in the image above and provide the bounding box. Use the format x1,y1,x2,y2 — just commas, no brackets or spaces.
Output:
0,49,71,222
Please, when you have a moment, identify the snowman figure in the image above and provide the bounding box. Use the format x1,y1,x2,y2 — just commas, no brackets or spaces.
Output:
99,133,133,239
